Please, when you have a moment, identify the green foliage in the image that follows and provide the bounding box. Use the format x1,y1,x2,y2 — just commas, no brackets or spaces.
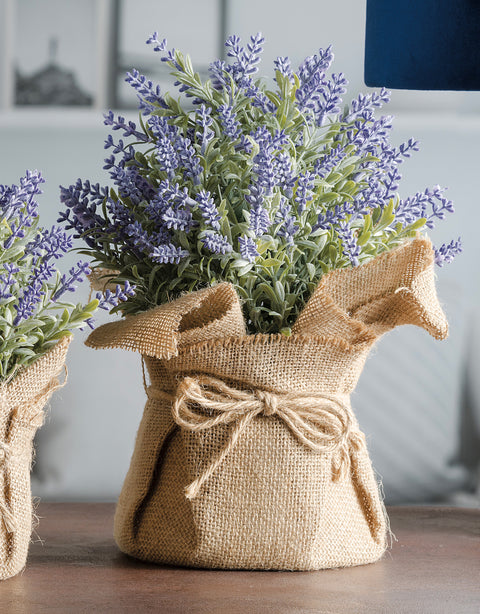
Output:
0,182,98,381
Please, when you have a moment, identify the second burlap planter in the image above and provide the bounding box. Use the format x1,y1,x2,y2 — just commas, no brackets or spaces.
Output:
87,237,448,570
0,337,70,580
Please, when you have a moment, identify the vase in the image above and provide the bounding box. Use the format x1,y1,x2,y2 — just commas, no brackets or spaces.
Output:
86,237,447,570
0,337,70,580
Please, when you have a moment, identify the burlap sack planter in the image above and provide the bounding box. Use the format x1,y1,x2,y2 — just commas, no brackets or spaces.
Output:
0,337,70,580
87,237,448,570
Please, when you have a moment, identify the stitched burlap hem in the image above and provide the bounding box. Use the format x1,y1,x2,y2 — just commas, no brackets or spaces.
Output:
87,237,448,570
0,337,70,580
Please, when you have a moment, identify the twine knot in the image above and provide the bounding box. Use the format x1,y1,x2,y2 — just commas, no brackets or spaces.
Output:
167,375,365,500
255,390,278,416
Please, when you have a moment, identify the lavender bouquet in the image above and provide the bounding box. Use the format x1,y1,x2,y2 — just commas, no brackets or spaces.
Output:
0,171,133,381
59,33,460,334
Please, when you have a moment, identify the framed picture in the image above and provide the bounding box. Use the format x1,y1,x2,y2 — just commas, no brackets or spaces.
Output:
0,0,115,109
0,0,227,111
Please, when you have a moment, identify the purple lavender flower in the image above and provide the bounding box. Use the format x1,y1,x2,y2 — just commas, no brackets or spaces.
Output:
196,105,214,153
13,284,44,325
253,151,277,195
245,32,265,75
104,111,150,142
125,69,168,112
161,47,182,71
195,190,221,230
148,115,179,141
426,194,455,228
146,32,167,52
238,236,259,263
109,164,155,206
225,32,265,85
162,206,196,232
0,264,19,299
201,232,233,255
150,243,189,264
314,144,349,179
396,186,452,228
296,46,334,112
295,171,316,214
245,183,263,204
434,238,462,266
27,226,73,264
174,135,202,185
315,73,348,127
313,203,350,232
243,79,276,113
348,115,394,154
209,60,229,91
156,135,179,178
275,200,299,245
273,152,296,198
124,221,173,256
3,217,27,249
14,259,59,322
249,205,271,237
51,261,91,302
274,56,293,80
104,134,127,155
218,105,241,141
345,88,390,122
105,197,135,238
398,138,420,159
145,181,185,225
96,281,136,311
0,170,43,222
338,221,360,266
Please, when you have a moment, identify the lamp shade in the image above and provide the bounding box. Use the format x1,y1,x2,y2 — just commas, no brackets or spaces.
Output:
364,0,480,90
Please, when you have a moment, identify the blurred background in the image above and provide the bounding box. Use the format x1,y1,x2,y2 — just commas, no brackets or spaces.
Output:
0,0,479,505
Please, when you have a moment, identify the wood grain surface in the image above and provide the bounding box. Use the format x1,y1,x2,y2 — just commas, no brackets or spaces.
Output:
0,504,478,614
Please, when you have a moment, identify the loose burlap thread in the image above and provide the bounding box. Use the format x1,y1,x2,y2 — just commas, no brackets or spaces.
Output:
0,337,70,581
87,237,448,570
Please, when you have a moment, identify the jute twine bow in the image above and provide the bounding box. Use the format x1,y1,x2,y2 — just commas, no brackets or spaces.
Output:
149,375,366,500
0,367,67,534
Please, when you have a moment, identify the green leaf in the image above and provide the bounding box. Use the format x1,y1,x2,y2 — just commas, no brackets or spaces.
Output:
318,192,341,204
306,263,316,280
257,283,278,304
260,258,283,268
274,281,285,303
230,258,252,270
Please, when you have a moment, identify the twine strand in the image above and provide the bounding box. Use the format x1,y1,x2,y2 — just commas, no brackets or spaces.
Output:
150,375,365,500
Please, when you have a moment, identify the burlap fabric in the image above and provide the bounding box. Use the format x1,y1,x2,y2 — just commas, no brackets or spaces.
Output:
0,337,70,580
86,237,448,570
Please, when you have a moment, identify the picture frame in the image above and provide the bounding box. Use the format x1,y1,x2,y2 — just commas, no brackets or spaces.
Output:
0,0,115,110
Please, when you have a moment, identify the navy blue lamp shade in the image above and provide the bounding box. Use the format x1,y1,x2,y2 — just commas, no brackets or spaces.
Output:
365,0,480,90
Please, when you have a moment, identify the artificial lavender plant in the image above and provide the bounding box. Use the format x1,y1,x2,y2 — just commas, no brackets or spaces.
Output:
59,33,461,334
0,171,133,380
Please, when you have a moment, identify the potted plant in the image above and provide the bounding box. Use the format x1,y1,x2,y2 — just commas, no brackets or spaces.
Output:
0,171,133,580
60,33,460,570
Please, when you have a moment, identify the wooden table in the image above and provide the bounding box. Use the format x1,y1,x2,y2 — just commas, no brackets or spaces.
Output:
1,504,478,613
